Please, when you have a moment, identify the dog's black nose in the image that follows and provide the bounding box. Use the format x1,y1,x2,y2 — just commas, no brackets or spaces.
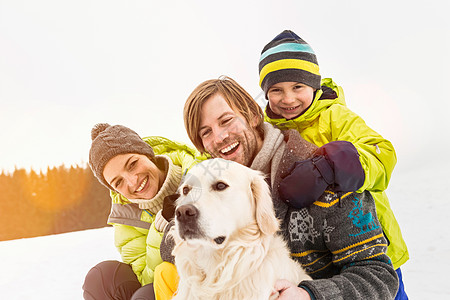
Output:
176,204,199,222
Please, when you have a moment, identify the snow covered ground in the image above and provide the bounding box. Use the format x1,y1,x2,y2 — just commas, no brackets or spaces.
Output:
0,226,120,299
1,160,449,299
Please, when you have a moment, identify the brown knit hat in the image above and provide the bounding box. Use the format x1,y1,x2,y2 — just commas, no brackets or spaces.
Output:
89,123,155,190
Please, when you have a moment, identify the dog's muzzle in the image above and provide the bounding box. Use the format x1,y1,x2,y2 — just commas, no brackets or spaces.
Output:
176,204,203,240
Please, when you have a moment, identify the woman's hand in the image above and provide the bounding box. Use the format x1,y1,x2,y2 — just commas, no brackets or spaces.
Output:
271,279,312,300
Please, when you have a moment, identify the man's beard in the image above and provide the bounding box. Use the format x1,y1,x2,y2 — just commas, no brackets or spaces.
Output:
207,129,259,167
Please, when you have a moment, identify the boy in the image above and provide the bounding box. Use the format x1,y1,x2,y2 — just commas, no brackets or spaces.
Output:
259,29,408,299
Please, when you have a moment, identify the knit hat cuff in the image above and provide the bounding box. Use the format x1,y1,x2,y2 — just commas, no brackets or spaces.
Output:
260,69,321,97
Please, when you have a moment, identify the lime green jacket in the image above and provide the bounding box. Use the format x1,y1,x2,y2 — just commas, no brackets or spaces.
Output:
107,136,204,285
264,78,408,269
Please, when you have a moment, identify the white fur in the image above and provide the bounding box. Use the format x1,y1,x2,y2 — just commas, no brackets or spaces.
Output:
171,158,311,300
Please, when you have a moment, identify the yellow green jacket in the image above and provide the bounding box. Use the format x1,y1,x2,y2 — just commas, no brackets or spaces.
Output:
264,78,408,269
107,136,204,285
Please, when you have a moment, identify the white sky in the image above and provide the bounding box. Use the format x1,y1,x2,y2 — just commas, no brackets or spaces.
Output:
1,0,449,173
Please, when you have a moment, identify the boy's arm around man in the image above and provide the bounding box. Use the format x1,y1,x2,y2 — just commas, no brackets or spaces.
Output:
273,129,399,299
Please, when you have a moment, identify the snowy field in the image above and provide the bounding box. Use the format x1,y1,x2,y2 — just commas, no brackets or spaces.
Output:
0,160,449,299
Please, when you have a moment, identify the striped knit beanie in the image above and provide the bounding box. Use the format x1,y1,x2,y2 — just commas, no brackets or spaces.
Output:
89,123,155,190
259,30,321,97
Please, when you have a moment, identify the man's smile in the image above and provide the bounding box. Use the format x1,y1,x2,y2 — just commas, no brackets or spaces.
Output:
220,142,239,155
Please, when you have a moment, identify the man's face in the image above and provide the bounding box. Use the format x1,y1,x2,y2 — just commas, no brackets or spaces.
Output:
198,93,262,167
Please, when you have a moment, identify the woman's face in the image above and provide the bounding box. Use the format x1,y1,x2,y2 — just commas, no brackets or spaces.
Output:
103,153,164,200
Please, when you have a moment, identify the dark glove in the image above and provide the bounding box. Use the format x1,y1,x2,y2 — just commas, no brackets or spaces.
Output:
279,155,334,208
315,141,365,192
279,141,364,209
161,193,179,222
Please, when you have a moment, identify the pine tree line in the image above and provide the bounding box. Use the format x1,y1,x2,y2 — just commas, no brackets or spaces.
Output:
0,165,111,241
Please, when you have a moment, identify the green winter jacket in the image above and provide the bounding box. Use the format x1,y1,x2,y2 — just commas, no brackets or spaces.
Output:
107,136,204,285
264,78,408,269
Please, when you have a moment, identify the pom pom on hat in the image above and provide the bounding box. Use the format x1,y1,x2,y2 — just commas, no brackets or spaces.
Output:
88,123,155,190
91,123,110,141
259,30,321,97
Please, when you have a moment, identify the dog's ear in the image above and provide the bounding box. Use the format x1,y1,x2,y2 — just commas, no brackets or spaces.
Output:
250,171,279,236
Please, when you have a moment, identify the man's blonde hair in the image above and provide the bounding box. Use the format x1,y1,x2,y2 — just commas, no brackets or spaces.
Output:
184,76,264,153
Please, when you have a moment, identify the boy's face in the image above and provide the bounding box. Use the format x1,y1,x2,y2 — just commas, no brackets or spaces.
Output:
198,93,262,167
267,82,315,119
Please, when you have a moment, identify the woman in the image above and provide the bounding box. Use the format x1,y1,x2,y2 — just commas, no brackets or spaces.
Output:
82,123,203,300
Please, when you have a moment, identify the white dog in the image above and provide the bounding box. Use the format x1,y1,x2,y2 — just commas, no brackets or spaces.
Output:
171,158,311,300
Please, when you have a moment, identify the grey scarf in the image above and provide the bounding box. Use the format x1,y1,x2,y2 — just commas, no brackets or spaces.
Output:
250,122,286,188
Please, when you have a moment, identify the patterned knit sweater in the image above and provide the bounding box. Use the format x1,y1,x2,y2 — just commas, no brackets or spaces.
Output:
252,123,399,300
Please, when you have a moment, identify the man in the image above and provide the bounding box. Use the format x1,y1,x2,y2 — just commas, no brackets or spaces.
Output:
179,76,398,299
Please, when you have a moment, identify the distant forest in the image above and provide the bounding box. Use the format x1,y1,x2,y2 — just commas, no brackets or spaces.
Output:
0,165,111,241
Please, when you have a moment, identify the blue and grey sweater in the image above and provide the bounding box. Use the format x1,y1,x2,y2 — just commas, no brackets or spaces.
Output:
268,128,399,299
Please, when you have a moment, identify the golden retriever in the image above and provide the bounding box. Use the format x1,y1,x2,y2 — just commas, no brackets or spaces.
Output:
171,158,311,300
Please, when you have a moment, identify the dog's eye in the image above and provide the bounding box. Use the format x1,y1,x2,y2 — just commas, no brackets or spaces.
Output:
213,181,228,191
182,186,190,195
